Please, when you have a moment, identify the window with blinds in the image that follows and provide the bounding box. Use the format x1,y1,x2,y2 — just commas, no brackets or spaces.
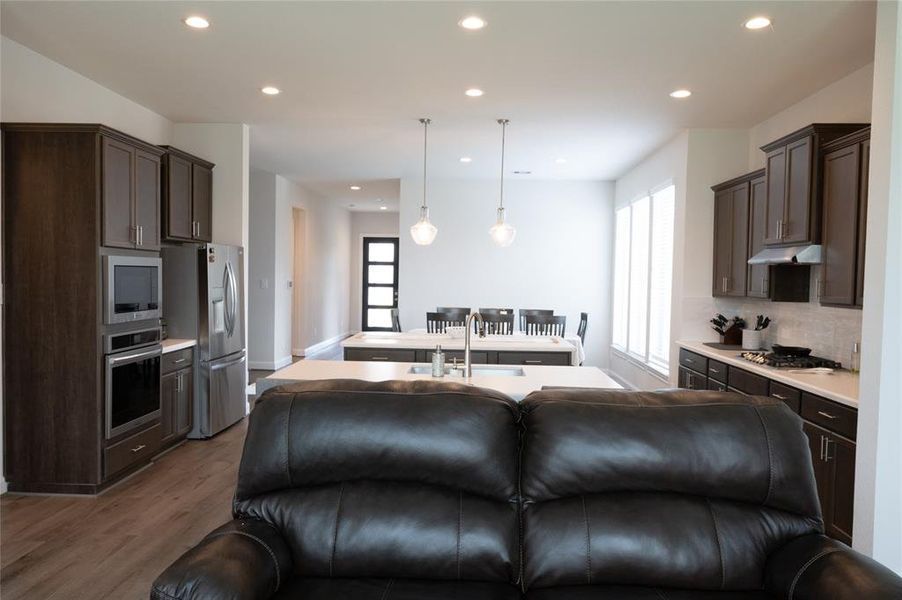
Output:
611,184,675,375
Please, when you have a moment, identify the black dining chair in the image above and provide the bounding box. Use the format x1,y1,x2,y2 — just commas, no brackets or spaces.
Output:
390,308,401,333
524,314,566,337
519,309,553,332
577,312,588,345
426,311,467,334
476,311,515,335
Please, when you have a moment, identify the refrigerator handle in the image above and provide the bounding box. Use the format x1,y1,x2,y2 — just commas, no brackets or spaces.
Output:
226,261,238,336
222,261,234,336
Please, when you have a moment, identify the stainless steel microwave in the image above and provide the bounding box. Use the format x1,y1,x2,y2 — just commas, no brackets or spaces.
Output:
103,255,162,325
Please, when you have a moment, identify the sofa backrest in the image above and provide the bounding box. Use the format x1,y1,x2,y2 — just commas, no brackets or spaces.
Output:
519,389,823,591
235,379,521,584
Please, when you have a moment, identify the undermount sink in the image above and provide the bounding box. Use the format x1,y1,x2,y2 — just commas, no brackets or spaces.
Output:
407,365,526,377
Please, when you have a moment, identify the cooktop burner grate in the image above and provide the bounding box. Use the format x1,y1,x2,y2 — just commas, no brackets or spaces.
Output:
739,351,842,369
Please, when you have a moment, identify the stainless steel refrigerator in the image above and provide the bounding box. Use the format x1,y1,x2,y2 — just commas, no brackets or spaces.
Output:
162,243,247,438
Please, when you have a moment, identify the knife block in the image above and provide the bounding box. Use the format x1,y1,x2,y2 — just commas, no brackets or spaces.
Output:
722,324,743,346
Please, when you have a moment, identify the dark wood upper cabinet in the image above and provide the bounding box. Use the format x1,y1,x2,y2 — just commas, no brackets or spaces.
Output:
819,127,870,308
102,137,136,249
101,133,163,251
760,124,868,248
160,146,214,243
747,173,769,298
712,174,753,297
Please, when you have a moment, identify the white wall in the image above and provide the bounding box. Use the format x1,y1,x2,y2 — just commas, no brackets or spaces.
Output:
350,212,400,332
748,64,874,171
854,0,902,571
1,36,172,144
248,170,279,369
398,179,614,367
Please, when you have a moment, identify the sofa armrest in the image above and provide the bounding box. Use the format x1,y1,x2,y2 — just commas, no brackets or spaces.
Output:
765,534,902,599
151,519,292,600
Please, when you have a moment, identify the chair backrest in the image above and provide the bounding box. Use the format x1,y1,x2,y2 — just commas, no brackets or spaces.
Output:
524,314,566,336
479,308,514,316
577,312,588,344
519,309,553,331
426,311,467,333
437,307,470,315
390,308,401,332
237,380,521,584
519,389,822,592
476,311,515,335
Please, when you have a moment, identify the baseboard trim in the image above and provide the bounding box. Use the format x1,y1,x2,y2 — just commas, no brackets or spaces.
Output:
304,331,352,358
248,355,293,371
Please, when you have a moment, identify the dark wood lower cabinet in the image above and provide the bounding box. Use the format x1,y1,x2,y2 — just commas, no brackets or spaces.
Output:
343,348,571,365
161,368,193,448
803,422,855,545
677,349,857,544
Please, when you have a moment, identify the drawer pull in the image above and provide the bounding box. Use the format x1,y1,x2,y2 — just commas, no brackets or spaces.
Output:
524,360,542,364
817,410,838,420
772,393,787,400
684,358,694,364
371,356,389,361
709,368,720,374
130,444,146,453
173,358,188,364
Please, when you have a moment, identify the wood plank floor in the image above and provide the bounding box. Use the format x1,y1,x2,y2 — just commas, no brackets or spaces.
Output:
0,420,247,599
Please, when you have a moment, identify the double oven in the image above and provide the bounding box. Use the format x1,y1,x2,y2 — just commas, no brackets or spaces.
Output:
103,254,163,440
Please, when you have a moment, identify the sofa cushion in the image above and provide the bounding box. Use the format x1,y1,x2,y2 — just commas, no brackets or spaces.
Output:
236,380,521,583
273,577,522,599
526,585,773,599
520,389,822,591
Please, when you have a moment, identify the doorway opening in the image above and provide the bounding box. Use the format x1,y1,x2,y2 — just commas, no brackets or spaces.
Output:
361,236,399,331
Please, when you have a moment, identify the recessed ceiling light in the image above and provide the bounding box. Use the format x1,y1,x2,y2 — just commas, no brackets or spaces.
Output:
459,157,472,163
669,89,692,99
184,16,209,29
555,158,567,164
350,185,362,191
744,16,771,30
459,16,487,30
465,88,484,98
261,86,280,95
379,206,388,210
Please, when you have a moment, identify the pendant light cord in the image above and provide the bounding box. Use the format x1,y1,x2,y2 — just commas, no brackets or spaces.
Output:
498,119,509,209
420,118,430,209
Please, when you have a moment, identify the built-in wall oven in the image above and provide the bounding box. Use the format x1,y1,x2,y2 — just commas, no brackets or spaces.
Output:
103,255,162,325
104,327,162,439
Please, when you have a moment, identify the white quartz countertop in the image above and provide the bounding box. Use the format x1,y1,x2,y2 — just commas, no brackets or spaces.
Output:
342,331,583,364
677,341,859,408
161,338,197,354
256,360,621,401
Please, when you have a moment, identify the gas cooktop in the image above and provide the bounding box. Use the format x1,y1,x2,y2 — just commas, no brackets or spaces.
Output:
739,351,842,370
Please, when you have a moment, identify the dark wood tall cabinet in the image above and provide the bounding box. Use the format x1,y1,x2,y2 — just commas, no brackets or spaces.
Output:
760,124,868,248
746,173,769,298
819,127,870,307
2,123,164,493
712,176,750,297
161,146,214,243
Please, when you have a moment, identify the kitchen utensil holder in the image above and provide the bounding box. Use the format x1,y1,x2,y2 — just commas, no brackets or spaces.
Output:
742,328,764,350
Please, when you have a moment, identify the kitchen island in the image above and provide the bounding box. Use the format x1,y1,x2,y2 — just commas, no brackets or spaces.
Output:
255,360,620,401
342,331,585,366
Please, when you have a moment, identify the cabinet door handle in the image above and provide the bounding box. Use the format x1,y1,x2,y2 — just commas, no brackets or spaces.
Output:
131,444,146,454
819,435,826,461
176,373,182,392
817,410,838,420
824,437,835,462
772,393,787,400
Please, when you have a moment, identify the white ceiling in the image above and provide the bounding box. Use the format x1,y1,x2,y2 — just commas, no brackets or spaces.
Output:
1,1,876,197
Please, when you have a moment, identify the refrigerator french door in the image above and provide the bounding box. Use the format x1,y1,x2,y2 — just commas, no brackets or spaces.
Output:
194,244,247,438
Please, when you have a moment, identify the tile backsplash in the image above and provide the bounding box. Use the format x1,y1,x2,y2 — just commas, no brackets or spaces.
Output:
712,296,861,366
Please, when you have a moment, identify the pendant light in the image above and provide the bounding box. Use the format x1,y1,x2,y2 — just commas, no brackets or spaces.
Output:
489,118,516,247
410,118,438,245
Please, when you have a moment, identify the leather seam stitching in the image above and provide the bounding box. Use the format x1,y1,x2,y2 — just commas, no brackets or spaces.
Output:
286,394,294,488
706,498,725,589
581,494,592,584
753,405,774,505
457,490,463,580
787,548,840,599
380,578,395,600
330,482,345,577
204,529,282,592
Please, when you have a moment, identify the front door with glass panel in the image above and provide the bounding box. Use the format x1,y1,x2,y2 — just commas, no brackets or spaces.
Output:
362,237,399,331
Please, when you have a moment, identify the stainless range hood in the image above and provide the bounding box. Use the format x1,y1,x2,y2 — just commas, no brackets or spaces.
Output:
747,244,822,265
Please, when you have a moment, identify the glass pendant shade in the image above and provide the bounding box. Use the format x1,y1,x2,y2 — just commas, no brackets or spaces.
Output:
410,206,438,245
489,207,516,247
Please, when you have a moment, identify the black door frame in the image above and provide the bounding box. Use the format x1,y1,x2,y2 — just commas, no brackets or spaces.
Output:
361,236,400,331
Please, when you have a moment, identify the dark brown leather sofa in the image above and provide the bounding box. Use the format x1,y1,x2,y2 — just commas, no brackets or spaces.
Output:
152,381,902,599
